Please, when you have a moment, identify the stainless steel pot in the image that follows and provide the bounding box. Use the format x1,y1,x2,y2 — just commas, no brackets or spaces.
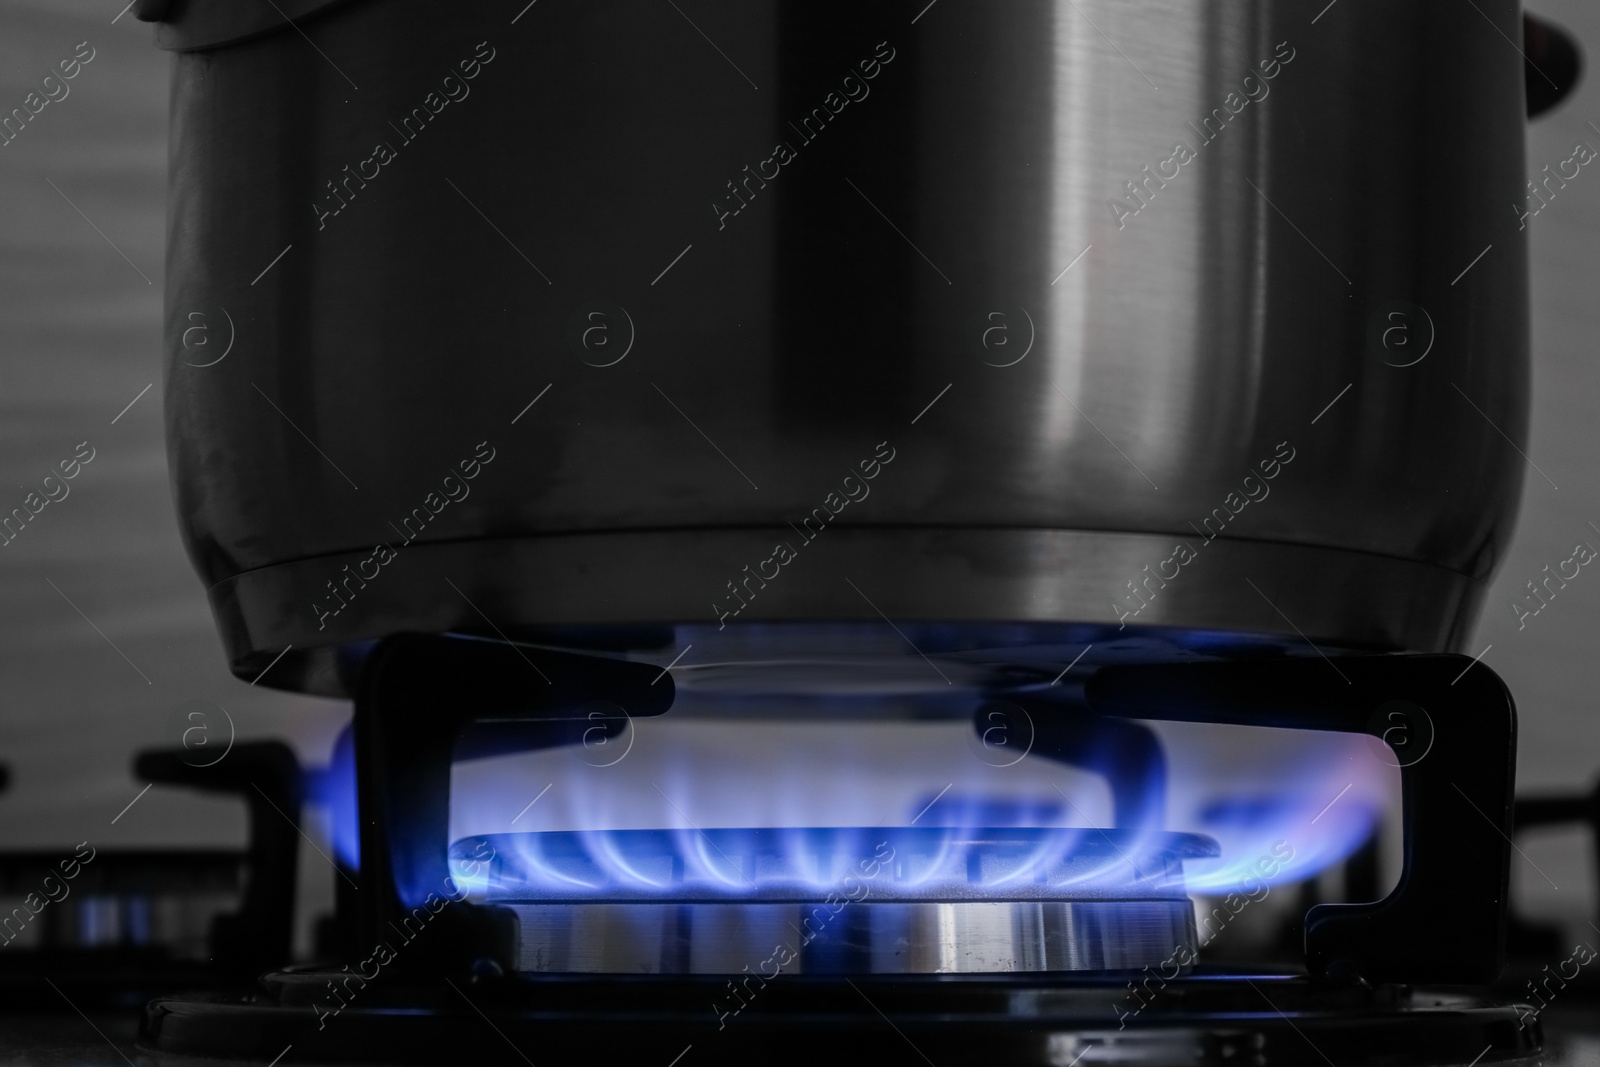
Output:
154,0,1534,694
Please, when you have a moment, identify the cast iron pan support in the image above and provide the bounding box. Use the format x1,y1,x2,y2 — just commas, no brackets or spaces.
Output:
353,633,674,973
135,740,303,973
1081,653,1515,985
1507,777,1600,954
974,701,1167,830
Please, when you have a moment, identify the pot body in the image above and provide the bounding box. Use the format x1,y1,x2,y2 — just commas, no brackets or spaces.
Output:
160,0,1529,693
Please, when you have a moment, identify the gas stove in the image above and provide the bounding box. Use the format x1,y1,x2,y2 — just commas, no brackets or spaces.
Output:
6,632,1598,1065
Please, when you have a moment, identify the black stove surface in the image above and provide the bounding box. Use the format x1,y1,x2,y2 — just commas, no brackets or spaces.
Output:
3,971,1597,1067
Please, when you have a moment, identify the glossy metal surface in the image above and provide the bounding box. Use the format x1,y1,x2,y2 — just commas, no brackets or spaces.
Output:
508,900,1198,974
159,0,1529,693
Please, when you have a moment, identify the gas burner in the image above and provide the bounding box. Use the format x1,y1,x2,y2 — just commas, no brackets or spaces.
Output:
124,635,1544,1063
451,827,1217,974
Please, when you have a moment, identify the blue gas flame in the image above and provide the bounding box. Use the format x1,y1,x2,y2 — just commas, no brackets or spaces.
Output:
446,715,1395,904
309,723,360,869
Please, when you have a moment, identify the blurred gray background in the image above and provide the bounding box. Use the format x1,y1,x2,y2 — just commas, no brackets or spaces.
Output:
0,0,1595,946
0,0,349,948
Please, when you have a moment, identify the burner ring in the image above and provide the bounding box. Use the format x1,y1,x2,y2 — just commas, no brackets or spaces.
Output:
507,899,1199,975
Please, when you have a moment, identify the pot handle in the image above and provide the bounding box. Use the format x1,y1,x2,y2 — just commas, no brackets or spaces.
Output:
1526,13,1583,118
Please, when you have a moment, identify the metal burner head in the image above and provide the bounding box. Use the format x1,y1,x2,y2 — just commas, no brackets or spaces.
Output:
448,827,1217,975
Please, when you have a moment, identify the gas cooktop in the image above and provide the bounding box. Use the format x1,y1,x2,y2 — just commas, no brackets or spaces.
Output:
4,634,1598,1066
